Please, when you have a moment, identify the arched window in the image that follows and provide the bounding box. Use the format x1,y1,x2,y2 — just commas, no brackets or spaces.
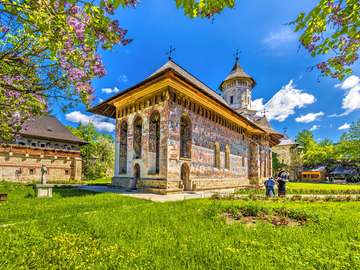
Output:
133,116,142,159
214,142,220,169
225,144,230,170
180,115,191,158
149,111,160,173
119,121,128,174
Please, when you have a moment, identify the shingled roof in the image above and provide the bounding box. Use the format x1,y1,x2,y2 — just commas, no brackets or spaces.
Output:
149,60,228,106
20,116,86,144
220,59,256,89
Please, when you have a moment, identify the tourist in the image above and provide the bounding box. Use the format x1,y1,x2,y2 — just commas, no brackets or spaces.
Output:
277,171,287,197
264,177,276,197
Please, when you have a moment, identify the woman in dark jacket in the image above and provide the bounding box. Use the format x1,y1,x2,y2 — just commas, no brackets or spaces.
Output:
277,171,287,197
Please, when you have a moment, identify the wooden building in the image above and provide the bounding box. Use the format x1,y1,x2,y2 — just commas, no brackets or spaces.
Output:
301,166,327,182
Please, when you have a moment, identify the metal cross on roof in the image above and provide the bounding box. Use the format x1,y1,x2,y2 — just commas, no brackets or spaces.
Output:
233,49,242,61
262,108,268,117
166,45,176,60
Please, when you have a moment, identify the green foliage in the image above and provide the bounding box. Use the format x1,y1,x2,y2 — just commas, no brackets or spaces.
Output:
336,120,360,162
272,152,288,175
294,121,359,166
175,0,235,18
296,130,330,166
2,183,360,269
293,0,360,80
0,0,134,142
68,123,114,180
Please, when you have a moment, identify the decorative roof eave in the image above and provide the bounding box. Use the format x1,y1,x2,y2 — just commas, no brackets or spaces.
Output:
89,60,268,135
88,69,170,118
19,133,88,145
269,132,284,147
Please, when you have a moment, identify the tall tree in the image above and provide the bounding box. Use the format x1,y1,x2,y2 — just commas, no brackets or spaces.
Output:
0,0,136,142
296,130,336,166
336,120,360,162
68,123,114,180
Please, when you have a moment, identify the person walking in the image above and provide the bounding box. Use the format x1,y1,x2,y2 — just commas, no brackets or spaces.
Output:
264,177,276,197
277,171,288,197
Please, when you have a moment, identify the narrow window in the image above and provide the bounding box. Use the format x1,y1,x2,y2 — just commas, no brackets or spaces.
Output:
65,169,69,175
149,111,161,173
230,96,234,104
133,116,142,159
180,115,192,158
29,168,35,175
119,121,128,173
214,142,220,169
225,144,230,170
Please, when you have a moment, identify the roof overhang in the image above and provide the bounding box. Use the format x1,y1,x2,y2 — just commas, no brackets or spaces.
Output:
19,133,88,145
89,67,276,136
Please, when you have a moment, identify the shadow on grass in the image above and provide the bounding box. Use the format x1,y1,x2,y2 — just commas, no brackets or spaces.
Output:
53,187,97,198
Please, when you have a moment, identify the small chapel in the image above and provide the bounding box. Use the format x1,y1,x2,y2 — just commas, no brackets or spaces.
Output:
90,55,282,194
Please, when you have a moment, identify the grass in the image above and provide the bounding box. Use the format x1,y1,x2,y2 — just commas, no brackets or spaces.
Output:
287,182,360,190
236,182,360,195
83,176,112,185
1,181,360,269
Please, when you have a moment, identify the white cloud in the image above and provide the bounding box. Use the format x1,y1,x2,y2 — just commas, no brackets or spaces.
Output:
263,28,297,49
309,125,320,131
101,87,120,94
338,123,350,130
117,74,128,83
332,75,360,116
99,98,104,103
252,80,316,122
335,75,360,90
65,111,115,132
251,98,265,111
295,112,324,123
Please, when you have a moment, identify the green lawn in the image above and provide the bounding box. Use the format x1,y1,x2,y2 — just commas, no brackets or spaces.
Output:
1,182,360,269
236,182,360,195
287,182,360,191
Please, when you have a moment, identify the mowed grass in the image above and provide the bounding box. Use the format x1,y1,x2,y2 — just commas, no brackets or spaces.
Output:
1,182,360,269
236,182,360,195
287,182,360,191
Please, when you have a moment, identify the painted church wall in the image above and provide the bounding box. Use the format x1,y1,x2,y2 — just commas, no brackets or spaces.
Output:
167,101,251,191
113,101,169,192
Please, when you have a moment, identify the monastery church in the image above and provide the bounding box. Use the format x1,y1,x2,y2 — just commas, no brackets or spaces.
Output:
90,56,282,194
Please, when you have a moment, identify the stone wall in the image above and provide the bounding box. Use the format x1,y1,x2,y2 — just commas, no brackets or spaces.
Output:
0,144,82,182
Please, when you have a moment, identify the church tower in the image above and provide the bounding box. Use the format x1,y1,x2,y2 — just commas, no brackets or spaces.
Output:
220,55,255,112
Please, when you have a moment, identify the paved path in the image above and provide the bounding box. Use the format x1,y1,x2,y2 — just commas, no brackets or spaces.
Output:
78,185,233,202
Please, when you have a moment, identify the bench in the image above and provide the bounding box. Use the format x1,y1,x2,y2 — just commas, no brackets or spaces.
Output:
0,193,7,202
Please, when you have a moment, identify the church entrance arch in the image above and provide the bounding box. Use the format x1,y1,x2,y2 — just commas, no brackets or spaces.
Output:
180,163,191,191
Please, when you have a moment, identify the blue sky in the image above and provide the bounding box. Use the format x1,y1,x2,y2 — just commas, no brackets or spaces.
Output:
59,0,360,142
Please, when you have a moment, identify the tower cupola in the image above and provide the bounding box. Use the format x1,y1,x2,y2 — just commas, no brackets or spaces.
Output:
220,56,255,111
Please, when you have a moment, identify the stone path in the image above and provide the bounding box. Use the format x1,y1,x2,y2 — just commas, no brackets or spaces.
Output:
78,185,233,202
